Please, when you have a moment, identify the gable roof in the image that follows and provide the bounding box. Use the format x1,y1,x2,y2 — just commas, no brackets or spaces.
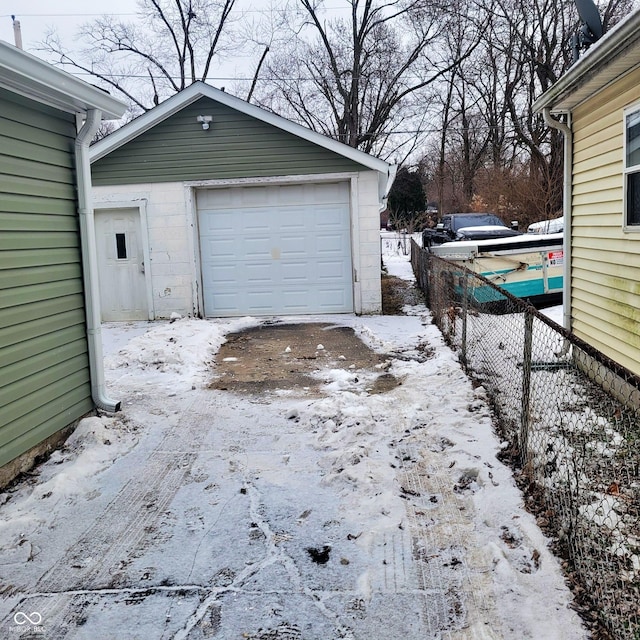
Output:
533,9,640,114
89,82,392,177
0,41,126,120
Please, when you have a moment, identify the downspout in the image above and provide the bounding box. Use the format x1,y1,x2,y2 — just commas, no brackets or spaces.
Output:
381,164,398,212
543,107,572,331
75,109,121,412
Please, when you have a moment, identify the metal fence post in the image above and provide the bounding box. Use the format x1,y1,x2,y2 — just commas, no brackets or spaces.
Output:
520,310,533,464
422,249,430,304
461,275,468,367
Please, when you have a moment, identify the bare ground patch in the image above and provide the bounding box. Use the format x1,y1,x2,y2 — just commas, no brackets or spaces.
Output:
381,273,425,315
209,323,398,395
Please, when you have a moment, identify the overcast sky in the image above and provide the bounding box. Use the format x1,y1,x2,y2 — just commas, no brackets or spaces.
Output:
1,1,140,53
0,0,352,82
0,0,284,90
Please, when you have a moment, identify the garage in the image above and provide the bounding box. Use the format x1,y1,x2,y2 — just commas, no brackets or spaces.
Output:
90,82,395,319
197,182,353,316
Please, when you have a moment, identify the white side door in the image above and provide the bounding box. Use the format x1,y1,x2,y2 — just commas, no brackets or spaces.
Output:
95,209,149,321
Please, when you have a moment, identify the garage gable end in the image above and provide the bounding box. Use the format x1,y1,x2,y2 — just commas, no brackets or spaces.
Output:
92,97,367,186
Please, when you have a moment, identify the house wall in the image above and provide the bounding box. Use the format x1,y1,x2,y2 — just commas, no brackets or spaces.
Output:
91,97,365,185
93,170,383,318
571,65,640,377
0,89,93,469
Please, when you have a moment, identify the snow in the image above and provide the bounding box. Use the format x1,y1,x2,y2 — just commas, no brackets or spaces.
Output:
540,304,563,325
527,216,564,234
0,236,588,639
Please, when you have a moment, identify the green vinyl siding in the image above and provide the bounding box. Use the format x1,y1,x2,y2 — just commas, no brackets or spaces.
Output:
0,88,93,469
92,97,366,185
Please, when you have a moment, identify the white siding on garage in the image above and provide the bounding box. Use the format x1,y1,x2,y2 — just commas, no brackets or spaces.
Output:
197,182,353,316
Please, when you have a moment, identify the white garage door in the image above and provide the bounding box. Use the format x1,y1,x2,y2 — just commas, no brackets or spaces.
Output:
197,182,354,317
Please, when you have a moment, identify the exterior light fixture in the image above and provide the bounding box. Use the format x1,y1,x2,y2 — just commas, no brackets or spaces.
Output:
197,115,213,130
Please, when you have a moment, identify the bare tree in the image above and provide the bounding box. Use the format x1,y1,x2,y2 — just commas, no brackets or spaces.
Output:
40,0,241,114
426,0,634,219
485,0,634,216
254,0,485,159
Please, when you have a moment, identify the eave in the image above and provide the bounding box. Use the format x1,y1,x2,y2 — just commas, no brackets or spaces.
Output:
0,41,127,120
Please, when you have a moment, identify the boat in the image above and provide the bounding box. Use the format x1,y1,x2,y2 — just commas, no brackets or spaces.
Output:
427,232,564,308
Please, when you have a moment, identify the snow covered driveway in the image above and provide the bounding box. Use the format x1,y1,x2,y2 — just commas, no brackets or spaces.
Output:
0,311,587,639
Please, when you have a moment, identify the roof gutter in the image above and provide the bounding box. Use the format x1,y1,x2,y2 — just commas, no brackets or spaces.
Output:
543,108,572,332
75,109,121,413
0,41,126,119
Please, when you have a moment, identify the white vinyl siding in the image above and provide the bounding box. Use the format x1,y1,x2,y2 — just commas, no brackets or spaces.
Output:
571,65,640,377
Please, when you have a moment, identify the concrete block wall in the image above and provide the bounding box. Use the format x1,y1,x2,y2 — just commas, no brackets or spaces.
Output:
356,171,383,314
93,170,384,319
93,183,195,319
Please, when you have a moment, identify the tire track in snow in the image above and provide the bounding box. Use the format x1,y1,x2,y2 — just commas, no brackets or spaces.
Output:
396,441,500,639
7,391,217,638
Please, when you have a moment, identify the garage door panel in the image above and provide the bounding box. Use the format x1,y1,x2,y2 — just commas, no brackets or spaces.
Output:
278,185,308,204
245,289,279,312
200,210,236,234
244,237,272,259
197,182,353,316
280,289,309,307
244,262,277,284
233,186,270,207
280,218,306,232
207,265,241,286
317,206,348,223
203,237,237,256
243,209,272,229
281,261,311,282
316,289,349,310
317,233,348,253
280,237,307,255
317,259,349,279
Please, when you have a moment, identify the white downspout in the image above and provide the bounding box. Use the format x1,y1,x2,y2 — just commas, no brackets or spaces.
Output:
381,165,398,212
75,109,121,412
543,108,572,331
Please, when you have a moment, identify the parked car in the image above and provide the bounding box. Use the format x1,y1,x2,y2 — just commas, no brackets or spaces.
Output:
527,216,564,234
422,213,520,247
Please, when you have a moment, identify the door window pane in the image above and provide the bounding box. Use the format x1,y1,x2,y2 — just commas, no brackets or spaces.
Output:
116,233,127,259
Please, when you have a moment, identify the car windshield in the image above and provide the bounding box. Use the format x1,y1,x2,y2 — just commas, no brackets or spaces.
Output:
453,214,505,229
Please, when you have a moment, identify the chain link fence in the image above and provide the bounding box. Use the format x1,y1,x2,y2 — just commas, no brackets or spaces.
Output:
411,239,640,639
